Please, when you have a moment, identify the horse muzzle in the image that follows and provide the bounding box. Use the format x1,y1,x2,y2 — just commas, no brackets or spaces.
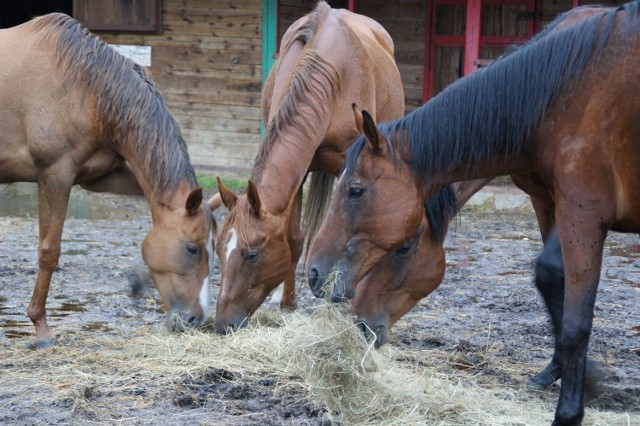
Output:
214,311,249,335
307,264,328,298
330,278,355,302
167,309,205,332
356,320,388,349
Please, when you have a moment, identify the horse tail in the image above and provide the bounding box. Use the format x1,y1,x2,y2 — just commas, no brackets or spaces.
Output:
302,171,335,265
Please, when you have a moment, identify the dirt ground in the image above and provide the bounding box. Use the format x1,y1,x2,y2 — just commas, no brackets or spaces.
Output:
0,187,638,425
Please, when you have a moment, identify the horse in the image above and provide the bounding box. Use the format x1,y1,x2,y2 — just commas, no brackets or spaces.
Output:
306,2,640,423
311,4,610,354
0,14,215,347
210,1,404,334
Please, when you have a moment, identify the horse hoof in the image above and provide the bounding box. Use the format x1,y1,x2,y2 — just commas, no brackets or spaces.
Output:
585,359,610,391
28,337,56,350
526,370,558,391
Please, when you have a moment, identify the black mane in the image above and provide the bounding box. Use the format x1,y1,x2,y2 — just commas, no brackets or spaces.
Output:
345,2,638,185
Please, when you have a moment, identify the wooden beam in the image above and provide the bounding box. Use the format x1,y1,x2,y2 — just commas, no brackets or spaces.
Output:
464,0,482,76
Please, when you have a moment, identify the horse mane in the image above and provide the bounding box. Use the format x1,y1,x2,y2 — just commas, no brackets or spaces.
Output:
345,3,638,187
252,1,340,182
30,13,196,199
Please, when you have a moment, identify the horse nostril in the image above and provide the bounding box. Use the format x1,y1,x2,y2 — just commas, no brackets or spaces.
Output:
187,315,199,326
308,267,319,289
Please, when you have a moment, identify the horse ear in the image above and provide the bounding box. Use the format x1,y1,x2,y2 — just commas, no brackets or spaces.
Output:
186,187,203,216
217,177,238,210
361,109,382,153
352,103,364,134
246,179,261,217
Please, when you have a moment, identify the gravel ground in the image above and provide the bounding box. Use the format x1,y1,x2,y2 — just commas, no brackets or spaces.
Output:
0,186,638,424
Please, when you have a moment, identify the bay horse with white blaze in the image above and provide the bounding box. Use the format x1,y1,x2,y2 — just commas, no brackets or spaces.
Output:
0,14,215,347
211,1,404,334
307,3,640,424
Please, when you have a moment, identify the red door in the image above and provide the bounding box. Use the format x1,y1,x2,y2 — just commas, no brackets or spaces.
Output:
425,0,539,101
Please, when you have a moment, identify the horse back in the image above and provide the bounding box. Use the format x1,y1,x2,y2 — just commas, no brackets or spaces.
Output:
0,16,101,184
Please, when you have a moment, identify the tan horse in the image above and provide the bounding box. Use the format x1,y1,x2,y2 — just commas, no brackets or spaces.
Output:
0,14,214,347
211,1,404,333
307,3,640,423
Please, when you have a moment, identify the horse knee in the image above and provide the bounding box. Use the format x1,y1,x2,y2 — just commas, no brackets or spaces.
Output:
562,320,592,352
38,244,60,271
535,231,564,295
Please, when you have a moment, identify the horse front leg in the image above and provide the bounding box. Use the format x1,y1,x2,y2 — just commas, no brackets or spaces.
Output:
552,215,606,426
27,175,73,348
281,187,304,311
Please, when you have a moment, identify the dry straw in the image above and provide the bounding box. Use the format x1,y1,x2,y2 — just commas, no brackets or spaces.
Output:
1,297,637,425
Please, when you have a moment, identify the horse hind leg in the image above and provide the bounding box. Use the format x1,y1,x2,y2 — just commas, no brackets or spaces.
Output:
27,174,74,348
528,229,565,390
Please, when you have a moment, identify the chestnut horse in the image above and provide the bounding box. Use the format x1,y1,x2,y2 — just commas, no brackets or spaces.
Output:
211,1,404,334
0,14,214,347
307,3,640,424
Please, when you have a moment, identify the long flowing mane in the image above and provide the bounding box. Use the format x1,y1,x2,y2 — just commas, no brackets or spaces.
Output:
345,3,639,185
252,1,340,182
30,13,196,198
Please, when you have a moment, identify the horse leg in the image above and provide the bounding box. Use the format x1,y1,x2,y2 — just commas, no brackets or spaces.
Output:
528,229,565,389
281,187,304,311
552,214,606,426
27,175,73,347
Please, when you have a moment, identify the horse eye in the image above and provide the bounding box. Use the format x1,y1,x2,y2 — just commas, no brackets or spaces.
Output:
244,250,259,263
395,241,412,257
348,187,364,199
186,243,199,256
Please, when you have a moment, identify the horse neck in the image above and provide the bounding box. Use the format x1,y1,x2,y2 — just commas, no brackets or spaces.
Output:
113,133,196,220
252,114,331,215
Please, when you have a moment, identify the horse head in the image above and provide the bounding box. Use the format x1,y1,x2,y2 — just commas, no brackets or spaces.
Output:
213,178,297,334
351,215,446,348
141,185,215,331
306,105,423,299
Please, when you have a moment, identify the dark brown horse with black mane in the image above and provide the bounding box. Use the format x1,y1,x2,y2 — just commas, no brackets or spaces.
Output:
210,1,404,334
0,14,215,347
307,2,640,424
310,4,610,359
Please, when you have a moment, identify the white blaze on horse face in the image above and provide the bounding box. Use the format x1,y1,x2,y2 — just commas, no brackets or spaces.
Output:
199,229,214,319
226,228,238,263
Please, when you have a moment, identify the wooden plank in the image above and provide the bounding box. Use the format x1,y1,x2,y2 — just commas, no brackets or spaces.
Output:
166,0,260,9
161,88,261,108
464,0,482,75
167,101,261,121
162,12,260,26
151,45,262,66
174,114,260,134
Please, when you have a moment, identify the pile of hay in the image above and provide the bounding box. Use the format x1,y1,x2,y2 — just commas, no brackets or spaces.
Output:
2,302,637,425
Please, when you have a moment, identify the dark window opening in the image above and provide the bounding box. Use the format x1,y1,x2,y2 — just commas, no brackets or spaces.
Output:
0,0,72,28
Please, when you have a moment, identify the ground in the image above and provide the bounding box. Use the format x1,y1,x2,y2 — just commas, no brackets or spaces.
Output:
0,184,638,424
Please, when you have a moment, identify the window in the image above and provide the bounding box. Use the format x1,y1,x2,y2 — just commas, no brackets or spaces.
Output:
73,0,161,33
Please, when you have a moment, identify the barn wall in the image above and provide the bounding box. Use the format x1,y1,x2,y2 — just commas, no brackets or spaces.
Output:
357,1,426,112
97,0,263,175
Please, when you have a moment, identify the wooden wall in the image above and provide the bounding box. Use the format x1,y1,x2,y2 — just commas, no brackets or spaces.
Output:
352,1,427,112
98,0,263,175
